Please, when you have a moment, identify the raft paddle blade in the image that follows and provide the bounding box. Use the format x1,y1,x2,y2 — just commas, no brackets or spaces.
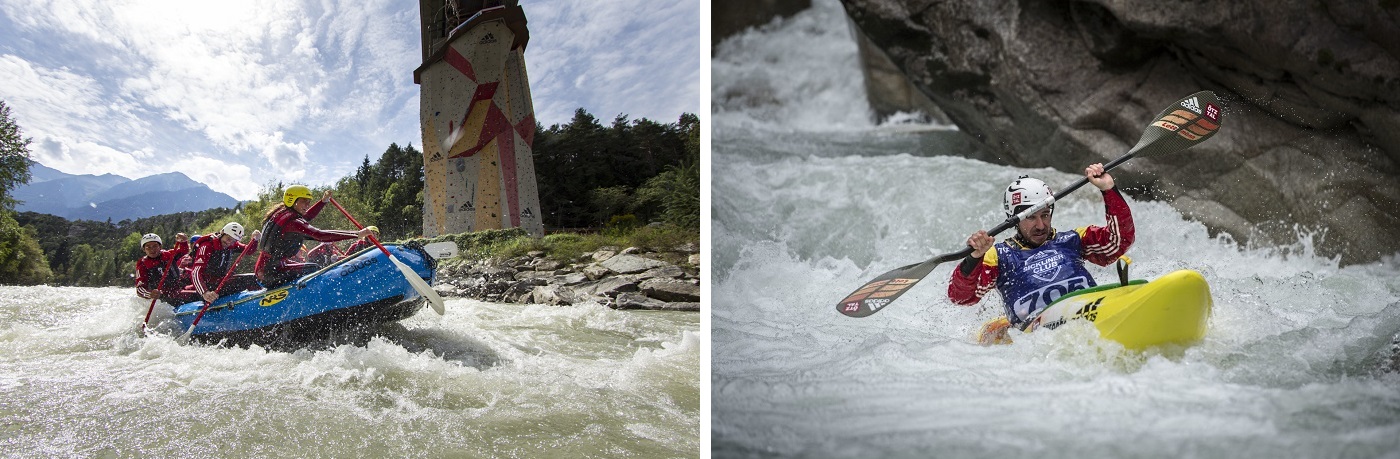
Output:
423,241,459,260
392,253,445,315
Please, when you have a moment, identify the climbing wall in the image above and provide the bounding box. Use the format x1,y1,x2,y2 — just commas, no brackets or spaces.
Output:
419,13,543,237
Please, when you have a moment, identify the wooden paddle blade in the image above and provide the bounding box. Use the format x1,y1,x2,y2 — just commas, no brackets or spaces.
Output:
391,254,445,315
1129,90,1223,157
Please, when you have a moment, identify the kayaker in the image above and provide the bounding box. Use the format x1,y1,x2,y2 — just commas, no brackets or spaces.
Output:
134,232,191,306
255,185,375,288
948,163,1135,339
189,222,262,303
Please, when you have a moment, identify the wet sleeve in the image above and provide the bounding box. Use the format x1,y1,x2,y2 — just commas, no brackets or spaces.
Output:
1076,187,1135,266
285,217,358,243
948,249,999,306
303,200,326,220
134,259,151,298
190,241,211,294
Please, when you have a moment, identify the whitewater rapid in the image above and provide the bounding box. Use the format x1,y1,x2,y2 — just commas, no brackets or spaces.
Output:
712,1,1400,457
0,287,699,457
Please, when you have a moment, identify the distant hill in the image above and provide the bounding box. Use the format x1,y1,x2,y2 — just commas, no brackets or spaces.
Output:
14,161,240,222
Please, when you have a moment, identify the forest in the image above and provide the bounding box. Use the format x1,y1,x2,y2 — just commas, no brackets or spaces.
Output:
0,105,699,287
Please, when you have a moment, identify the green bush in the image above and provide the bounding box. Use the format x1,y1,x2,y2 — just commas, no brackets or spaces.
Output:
0,212,52,284
605,214,639,237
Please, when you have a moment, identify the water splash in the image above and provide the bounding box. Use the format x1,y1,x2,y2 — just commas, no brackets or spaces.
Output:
711,0,1400,456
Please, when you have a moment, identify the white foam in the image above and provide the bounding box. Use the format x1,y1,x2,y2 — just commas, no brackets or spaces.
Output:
712,5,1400,451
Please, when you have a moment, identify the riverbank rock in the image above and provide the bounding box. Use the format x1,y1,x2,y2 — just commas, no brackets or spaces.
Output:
837,0,1400,265
433,246,701,311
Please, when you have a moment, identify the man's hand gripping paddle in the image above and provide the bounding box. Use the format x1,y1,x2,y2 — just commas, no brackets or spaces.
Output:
836,90,1224,318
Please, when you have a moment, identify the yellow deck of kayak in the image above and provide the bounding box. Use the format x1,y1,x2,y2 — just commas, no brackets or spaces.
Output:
978,269,1213,349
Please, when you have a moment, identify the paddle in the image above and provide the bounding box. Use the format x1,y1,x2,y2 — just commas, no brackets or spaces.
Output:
836,90,1224,318
139,271,167,337
179,237,258,342
327,197,446,315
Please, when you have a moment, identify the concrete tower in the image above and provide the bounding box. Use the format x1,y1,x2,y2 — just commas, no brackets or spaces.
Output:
415,0,544,237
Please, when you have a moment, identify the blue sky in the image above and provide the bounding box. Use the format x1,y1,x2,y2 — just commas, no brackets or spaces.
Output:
0,0,700,200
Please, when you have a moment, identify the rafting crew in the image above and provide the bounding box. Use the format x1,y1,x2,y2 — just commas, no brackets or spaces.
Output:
134,232,192,306
947,163,1136,343
255,185,377,288
135,185,380,306
188,222,263,303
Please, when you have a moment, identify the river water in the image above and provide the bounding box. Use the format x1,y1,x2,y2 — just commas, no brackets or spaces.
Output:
0,287,699,457
712,1,1400,457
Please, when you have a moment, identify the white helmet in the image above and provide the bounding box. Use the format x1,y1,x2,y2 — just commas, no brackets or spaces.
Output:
140,233,162,247
221,222,246,242
1003,175,1054,216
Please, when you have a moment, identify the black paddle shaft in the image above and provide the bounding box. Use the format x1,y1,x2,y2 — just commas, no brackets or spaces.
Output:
836,90,1223,318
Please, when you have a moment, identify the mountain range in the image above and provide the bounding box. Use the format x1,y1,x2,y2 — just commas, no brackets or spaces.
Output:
14,161,241,222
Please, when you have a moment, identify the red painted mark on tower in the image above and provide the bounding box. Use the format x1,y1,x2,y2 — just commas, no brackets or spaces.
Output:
444,47,477,82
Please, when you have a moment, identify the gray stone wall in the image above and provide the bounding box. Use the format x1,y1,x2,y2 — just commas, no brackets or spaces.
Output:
839,0,1400,265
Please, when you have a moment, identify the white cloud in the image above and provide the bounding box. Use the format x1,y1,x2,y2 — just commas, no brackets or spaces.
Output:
0,54,152,146
0,0,700,202
525,0,700,125
169,154,260,201
29,135,144,179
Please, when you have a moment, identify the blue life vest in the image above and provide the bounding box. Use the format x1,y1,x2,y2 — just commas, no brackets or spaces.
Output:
993,230,1096,327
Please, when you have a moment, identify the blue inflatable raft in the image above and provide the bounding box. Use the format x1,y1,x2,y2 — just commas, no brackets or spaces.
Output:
172,242,440,347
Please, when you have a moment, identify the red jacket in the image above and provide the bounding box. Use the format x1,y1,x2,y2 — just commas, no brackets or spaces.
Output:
949,188,1135,308
304,241,341,266
134,240,190,298
255,202,358,279
345,238,375,254
189,233,256,295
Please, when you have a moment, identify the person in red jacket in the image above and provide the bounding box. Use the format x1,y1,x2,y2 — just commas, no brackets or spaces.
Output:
948,163,1135,343
189,222,262,303
303,241,342,266
343,226,379,255
305,225,378,266
134,232,192,306
255,185,374,288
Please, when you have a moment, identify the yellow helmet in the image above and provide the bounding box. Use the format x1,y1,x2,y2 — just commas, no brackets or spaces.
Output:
283,185,313,207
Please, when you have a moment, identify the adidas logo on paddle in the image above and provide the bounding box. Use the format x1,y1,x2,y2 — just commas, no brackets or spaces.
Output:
1181,97,1201,114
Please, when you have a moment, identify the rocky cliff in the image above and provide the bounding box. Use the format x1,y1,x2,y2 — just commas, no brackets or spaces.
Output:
839,0,1400,265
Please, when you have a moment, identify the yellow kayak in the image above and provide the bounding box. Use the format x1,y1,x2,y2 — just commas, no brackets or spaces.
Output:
977,269,1213,349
